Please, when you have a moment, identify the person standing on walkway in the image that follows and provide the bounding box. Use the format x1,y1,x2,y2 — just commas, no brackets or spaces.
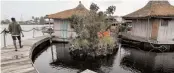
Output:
8,17,24,51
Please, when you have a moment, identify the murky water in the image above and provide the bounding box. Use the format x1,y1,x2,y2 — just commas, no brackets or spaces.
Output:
33,43,174,73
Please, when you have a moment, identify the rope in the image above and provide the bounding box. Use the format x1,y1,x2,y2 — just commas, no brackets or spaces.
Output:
0,28,9,34
1,26,75,33
54,29,75,32
0,29,6,34
34,28,43,31
22,27,45,32
22,28,34,32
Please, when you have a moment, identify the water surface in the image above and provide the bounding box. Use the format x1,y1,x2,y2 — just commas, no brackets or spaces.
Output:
33,43,174,73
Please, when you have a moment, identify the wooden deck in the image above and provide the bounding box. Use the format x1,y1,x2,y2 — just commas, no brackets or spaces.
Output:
120,32,174,44
1,35,50,73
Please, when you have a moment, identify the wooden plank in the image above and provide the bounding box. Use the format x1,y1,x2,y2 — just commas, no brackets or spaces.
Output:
1,57,29,66
1,35,50,73
2,64,33,72
2,59,31,70
5,67,35,73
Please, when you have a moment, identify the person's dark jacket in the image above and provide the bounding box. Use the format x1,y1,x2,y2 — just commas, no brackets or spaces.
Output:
8,22,22,35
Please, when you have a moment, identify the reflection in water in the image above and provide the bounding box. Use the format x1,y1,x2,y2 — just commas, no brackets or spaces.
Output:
51,43,116,73
120,48,174,73
33,43,174,73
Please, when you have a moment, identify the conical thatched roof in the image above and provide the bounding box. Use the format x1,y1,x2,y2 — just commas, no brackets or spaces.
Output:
48,1,89,19
123,0,174,19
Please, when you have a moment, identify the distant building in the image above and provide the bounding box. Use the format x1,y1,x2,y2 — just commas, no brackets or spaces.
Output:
123,0,174,44
105,16,121,33
48,1,89,38
44,19,54,24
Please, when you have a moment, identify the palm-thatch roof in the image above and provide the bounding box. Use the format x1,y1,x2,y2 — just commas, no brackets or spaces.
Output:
123,0,174,19
48,1,89,19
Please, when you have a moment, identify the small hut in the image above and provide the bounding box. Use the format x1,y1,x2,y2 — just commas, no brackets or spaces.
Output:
48,1,89,39
122,0,174,44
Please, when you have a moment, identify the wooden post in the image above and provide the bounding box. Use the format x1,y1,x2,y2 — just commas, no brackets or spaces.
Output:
43,32,44,35
49,18,52,42
49,18,51,35
3,29,6,48
33,28,35,38
147,18,150,39
48,18,54,61
49,18,51,28
51,45,54,62
50,37,52,44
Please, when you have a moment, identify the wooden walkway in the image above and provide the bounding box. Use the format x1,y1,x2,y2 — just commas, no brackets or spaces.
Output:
1,36,50,73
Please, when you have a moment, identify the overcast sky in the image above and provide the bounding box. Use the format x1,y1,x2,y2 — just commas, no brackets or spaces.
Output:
1,0,174,21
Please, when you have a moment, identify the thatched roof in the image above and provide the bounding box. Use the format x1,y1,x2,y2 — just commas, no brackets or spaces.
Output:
123,0,174,19
48,1,89,19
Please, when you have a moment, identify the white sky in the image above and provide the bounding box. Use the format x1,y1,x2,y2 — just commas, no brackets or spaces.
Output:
1,0,174,21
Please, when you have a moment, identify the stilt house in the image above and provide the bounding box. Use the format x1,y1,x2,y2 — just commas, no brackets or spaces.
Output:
123,0,174,44
48,1,89,38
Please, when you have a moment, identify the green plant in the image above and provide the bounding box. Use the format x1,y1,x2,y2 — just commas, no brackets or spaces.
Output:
99,36,115,48
69,3,117,52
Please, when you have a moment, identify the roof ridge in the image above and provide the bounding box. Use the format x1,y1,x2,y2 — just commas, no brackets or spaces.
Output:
75,1,87,10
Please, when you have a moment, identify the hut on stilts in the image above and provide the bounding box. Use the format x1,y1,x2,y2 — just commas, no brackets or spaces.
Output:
47,1,89,40
121,0,174,51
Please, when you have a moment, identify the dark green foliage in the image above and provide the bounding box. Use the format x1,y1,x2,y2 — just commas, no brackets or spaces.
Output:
90,3,99,12
106,6,116,15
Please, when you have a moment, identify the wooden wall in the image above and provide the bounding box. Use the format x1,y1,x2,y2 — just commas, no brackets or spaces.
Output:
53,20,77,38
168,20,174,40
129,18,174,44
157,19,174,42
53,19,61,37
130,19,152,39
